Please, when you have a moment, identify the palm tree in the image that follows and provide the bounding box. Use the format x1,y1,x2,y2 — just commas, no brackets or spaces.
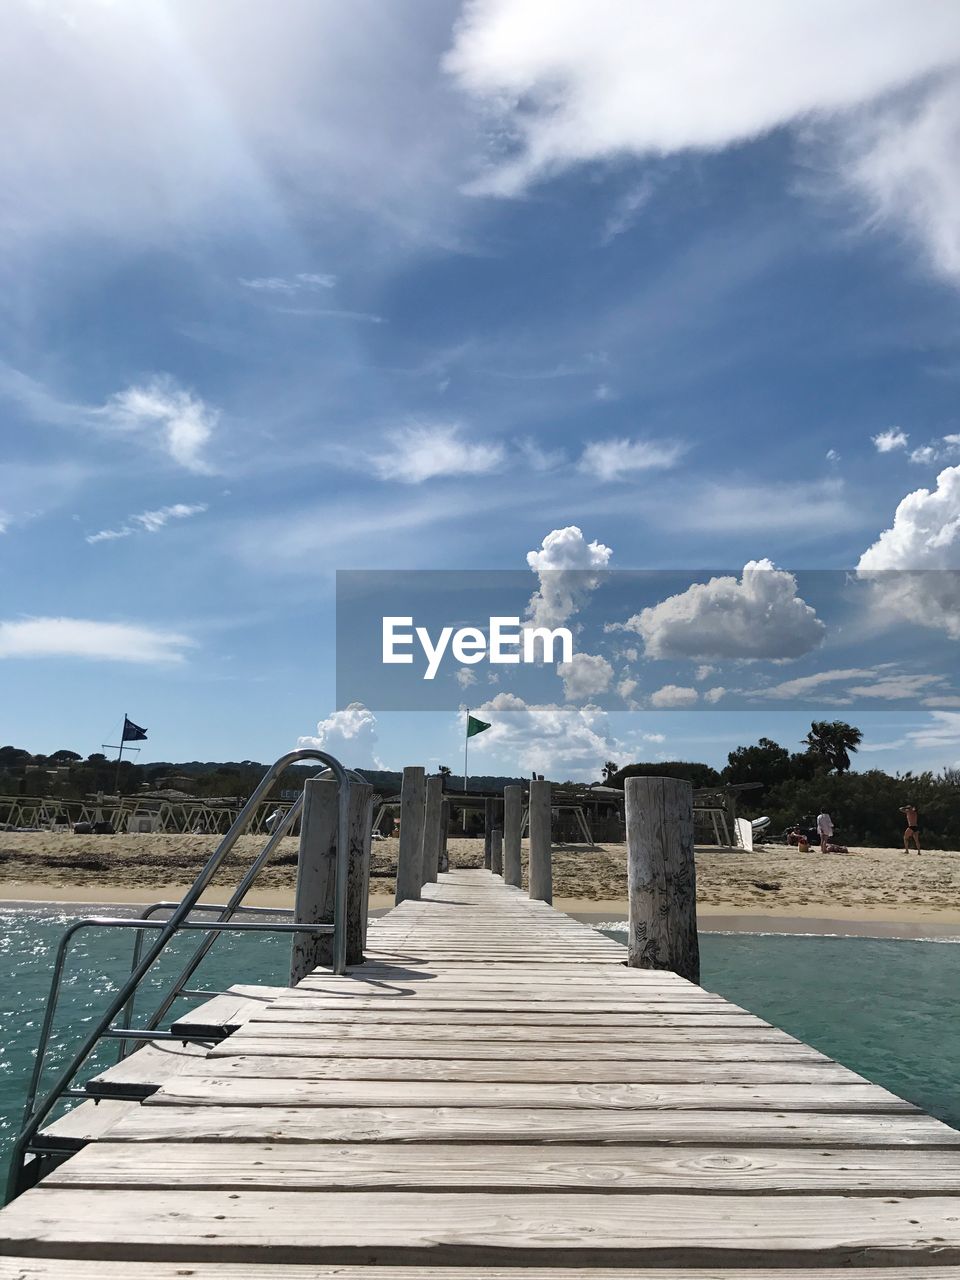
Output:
803,721,863,774
601,761,620,783
438,765,452,779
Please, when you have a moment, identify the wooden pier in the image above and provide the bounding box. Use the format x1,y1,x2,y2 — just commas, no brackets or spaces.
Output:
4,867,960,1275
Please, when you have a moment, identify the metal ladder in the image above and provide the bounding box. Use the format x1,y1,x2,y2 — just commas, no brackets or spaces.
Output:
5,747,364,1203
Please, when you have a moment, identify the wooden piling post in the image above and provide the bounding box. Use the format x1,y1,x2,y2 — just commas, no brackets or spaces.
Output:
421,774,443,886
490,826,503,876
290,777,372,982
625,775,700,983
394,766,426,905
503,784,522,887
528,779,552,903
483,797,494,869
438,800,450,873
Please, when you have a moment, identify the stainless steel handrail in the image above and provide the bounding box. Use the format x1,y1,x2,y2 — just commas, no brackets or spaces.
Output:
116,765,367,1056
5,747,354,1203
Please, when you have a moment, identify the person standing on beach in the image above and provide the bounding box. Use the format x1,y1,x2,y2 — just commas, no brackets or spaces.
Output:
900,803,921,855
816,810,834,853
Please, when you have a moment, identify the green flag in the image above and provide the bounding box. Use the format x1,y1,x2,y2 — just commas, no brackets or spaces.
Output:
466,715,491,738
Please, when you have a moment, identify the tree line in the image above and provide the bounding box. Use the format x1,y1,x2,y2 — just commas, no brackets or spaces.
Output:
602,721,959,850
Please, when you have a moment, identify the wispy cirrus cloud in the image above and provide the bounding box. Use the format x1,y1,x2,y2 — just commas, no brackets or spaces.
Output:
239,272,336,293
446,2,960,290
369,423,505,484
0,364,219,475
0,617,194,664
578,436,686,481
86,503,207,545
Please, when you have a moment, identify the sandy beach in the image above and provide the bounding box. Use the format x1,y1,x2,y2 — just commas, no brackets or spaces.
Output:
2,831,960,934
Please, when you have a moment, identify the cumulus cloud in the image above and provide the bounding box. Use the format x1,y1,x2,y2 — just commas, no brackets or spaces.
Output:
622,561,826,662
857,465,960,638
557,651,614,701
86,503,207,545
695,665,716,681
873,427,909,452
578,436,685,481
297,702,384,770
526,525,612,628
0,617,193,663
617,676,638,701
650,684,699,708
461,691,624,781
370,423,505,484
99,378,218,473
703,686,726,704
456,667,478,689
239,272,336,293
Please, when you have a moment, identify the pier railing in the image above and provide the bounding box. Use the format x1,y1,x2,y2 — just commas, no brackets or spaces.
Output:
5,747,360,1203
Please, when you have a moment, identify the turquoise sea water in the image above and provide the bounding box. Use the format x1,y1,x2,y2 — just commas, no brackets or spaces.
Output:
1,908,958,1186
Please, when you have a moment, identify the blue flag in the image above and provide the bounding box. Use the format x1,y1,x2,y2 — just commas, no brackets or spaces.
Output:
122,717,148,742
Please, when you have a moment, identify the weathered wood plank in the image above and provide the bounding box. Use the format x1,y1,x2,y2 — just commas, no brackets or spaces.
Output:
224,1022,791,1042
184,1055,856,1084
6,1267,960,1280
46,1140,960,1194
147,1077,914,1113
6,1189,960,1265
249,1009,755,1025
6,1264,960,1280
105,1104,960,1146
211,1036,825,1062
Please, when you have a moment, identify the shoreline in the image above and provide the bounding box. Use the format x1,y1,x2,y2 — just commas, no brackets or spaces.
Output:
4,882,960,941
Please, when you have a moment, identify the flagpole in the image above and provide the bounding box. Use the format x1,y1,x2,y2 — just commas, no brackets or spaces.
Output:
113,713,126,796
463,708,469,792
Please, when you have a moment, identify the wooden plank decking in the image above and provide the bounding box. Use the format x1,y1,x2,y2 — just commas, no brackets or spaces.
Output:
3,867,960,1275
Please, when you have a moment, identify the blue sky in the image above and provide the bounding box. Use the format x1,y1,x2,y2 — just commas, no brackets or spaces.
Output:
2,0,960,781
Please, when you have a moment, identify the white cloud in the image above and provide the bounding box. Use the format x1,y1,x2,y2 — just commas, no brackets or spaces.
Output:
703,686,726,704
910,445,938,465
650,684,699,708
517,438,566,472
297,703,384,770
617,676,638,700
461,691,624,781
826,448,841,463
371,423,505,484
857,465,960,638
623,561,826,661
905,710,960,751
239,272,336,293
86,503,207,545
847,674,946,699
600,175,660,244
526,525,612,628
841,78,960,286
753,667,875,700
578,436,685,481
694,665,716,681
873,427,909,452
99,378,218,473
557,652,614,701
0,617,193,664
446,2,960,210
456,667,478,689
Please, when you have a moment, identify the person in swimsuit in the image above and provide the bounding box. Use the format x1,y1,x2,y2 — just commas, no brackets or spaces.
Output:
900,803,921,854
